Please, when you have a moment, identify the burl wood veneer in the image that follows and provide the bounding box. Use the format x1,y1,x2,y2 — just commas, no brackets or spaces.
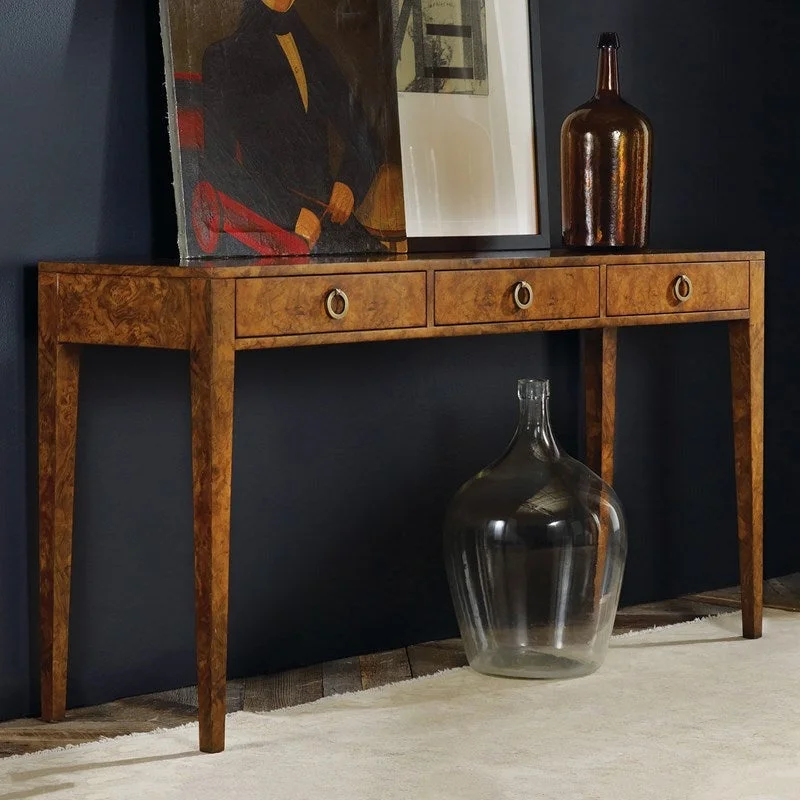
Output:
606,261,749,316
236,271,427,337
582,324,618,600
58,274,191,349
38,275,81,723
190,279,235,753
434,267,599,325
729,260,765,639
38,250,765,753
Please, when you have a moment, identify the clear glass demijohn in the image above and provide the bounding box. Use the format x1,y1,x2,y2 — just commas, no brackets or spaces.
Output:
443,379,627,679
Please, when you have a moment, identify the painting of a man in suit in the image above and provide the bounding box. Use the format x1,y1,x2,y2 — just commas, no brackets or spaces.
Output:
167,0,406,257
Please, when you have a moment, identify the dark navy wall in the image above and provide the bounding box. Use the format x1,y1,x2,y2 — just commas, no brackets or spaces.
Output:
1,0,160,719
1,0,798,719
538,0,800,602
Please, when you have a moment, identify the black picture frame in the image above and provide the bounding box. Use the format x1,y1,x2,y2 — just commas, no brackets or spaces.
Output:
405,0,550,254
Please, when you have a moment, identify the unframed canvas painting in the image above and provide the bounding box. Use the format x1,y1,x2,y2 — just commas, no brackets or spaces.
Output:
160,0,407,258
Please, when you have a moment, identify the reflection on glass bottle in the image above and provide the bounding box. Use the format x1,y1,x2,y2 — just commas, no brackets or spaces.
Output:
561,32,652,248
443,379,627,679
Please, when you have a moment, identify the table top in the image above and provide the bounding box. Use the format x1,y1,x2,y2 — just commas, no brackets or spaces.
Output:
40,250,765,279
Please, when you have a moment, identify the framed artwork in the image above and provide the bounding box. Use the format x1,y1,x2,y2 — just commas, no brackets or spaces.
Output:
160,0,407,259
392,0,550,251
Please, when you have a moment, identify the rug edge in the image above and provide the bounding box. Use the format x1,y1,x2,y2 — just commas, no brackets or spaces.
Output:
7,608,797,763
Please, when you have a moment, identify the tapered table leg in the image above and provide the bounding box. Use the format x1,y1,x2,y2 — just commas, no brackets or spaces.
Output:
39,275,81,722
729,261,765,639
583,327,618,598
190,279,236,753
583,327,618,483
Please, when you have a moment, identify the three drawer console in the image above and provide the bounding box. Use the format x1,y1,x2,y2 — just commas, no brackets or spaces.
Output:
38,250,764,753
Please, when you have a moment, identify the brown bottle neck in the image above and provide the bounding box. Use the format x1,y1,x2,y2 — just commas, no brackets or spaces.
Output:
595,47,620,96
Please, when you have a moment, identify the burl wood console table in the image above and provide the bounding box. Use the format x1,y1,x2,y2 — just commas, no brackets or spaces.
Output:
38,250,764,753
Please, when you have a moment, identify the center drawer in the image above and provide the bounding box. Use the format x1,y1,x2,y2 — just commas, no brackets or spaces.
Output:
434,267,600,326
236,272,427,337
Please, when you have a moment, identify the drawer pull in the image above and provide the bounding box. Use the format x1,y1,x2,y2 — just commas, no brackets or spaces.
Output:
513,281,534,310
325,288,350,320
673,274,693,303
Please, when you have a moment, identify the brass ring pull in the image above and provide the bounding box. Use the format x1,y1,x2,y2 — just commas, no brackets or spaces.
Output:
513,281,534,310
673,274,693,303
325,288,350,320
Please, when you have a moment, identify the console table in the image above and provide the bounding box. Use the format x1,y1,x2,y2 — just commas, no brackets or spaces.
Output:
38,250,764,753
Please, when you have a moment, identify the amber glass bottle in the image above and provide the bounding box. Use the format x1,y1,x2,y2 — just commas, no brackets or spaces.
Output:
561,33,652,248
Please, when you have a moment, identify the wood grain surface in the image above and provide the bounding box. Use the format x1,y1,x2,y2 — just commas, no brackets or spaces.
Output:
233,309,750,350
359,649,412,690
153,681,245,713
236,272,426,337
322,657,363,697
729,260,765,638
39,250,763,280
435,267,599,325
583,328,617,483
582,327,618,604
243,665,323,712
406,640,468,677
606,261,749,316
58,275,190,348
38,275,81,723
692,573,800,613
190,279,236,752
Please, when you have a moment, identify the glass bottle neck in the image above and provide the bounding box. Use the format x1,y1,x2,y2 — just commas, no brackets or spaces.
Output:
595,47,620,97
516,379,560,460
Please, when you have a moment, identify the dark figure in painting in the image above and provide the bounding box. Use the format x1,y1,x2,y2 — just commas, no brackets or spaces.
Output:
201,0,385,253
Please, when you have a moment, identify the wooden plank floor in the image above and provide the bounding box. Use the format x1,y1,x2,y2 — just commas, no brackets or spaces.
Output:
3,574,798,758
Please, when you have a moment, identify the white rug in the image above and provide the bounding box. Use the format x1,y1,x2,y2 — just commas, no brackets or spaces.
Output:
3,610,800,800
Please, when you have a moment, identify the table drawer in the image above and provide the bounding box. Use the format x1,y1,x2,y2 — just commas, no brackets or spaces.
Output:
236,272,427,337
435,267,600,325
606,261,749,316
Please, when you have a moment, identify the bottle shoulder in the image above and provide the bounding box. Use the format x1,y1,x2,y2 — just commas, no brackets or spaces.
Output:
447,450,618,509
444,460,625,539
561,96,652,135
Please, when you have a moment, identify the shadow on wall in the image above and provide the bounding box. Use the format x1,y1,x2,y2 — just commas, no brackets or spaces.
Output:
12,0,178,717
60,0,155,257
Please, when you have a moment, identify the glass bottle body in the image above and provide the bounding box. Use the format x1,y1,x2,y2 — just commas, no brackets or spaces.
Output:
443,379,627,679
561,32,652,249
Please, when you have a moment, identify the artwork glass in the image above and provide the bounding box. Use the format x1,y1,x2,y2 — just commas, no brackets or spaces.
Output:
160,0,407,258
394,0,489,96
392,0,544,243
